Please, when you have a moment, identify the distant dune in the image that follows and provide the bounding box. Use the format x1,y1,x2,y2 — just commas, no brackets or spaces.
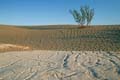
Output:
0,25,120,51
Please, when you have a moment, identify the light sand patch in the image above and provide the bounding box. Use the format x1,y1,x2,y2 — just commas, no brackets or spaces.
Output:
0,44,30,50
0,51,120,80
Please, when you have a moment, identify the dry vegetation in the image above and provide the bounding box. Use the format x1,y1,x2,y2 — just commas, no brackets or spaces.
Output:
0,25,120,51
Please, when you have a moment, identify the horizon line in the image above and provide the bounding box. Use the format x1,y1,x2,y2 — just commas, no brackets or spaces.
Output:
0,24,120,27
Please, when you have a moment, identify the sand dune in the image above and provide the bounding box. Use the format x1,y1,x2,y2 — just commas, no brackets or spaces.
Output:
0,51,120,80
0,25,120,51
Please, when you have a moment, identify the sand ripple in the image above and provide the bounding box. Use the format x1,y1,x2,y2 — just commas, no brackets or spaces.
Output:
0,51,120,80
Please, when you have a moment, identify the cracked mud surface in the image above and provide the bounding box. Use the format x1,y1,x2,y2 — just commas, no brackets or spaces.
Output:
0,51,120,80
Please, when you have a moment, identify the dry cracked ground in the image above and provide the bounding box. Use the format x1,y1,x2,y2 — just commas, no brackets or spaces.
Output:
0,51,120,80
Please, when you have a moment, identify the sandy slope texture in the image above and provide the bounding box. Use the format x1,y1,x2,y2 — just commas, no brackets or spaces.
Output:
0,25,120,51
0,51,120,80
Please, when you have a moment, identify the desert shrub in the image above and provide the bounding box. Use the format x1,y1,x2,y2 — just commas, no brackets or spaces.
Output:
70,5,94,26
69,10,84,25
83,6,94,26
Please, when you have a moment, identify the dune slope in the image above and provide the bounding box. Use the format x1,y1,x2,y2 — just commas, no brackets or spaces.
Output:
0,25,120,51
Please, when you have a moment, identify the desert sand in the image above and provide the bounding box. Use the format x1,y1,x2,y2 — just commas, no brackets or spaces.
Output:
0,50,120,80
0,44,30,50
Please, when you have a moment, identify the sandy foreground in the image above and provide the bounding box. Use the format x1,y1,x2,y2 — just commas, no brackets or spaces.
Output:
0,51,120,80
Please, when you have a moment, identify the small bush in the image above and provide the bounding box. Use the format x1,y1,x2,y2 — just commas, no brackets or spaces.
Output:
70,5,94,26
